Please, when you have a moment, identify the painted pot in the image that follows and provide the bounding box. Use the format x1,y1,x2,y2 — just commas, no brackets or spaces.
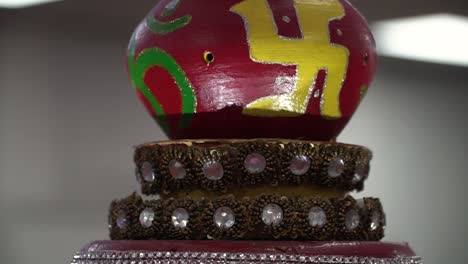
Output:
127,0,377,140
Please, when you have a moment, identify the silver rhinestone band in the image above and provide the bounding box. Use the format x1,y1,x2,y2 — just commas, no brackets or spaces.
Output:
71,250,422,264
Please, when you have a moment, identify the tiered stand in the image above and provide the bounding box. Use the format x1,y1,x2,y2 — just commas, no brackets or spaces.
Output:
70,0,421,263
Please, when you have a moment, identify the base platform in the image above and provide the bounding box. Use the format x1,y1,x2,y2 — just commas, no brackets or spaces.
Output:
72,240,421,263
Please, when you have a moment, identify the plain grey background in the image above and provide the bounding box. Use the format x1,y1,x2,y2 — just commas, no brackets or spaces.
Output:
1,0,468,263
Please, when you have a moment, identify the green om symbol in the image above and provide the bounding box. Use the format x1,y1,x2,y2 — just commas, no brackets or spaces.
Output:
128,0,195,132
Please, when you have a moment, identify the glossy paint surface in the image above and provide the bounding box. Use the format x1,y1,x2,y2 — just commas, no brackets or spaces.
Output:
81,240,416,258
127,0,377,140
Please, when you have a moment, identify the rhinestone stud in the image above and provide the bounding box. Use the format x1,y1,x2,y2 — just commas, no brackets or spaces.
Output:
139,208,155,228
328,157,345,178
203,161,224,180
141,161,155,182
352,173,362,184
108,212,112,230
244,153,266,174
354,163,368,183
370,211,380,231
169,160,187,179
262,204,283,226
345,209,360,230
116,211,128,229
308,206,326,228
213,207,235,229
172,208,189,229
135,167,142,183
289,155,311,176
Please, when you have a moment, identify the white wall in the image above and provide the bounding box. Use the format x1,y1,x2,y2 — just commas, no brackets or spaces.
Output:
1,4,467,264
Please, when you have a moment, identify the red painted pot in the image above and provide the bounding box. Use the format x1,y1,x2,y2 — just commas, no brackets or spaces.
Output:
127,0,377,141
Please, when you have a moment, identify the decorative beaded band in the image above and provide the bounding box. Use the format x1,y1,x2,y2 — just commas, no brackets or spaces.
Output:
133,140,372,195
71,251,422,264
109,193,384,241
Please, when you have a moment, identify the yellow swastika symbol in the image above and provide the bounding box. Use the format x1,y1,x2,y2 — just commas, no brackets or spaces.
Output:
231,0,349,118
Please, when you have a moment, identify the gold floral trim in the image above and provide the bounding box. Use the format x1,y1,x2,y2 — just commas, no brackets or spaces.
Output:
334,196,364,240
201,195,249,239
280,142,318,184
235,141,280,186
316,144,354,188
159,144,196,194
296,197,336,240
193,147,236,192
134,140,372,195
134,145,163,194
109,193,385,241
361,197,385,241
249,194,294,239
163,198,201,239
